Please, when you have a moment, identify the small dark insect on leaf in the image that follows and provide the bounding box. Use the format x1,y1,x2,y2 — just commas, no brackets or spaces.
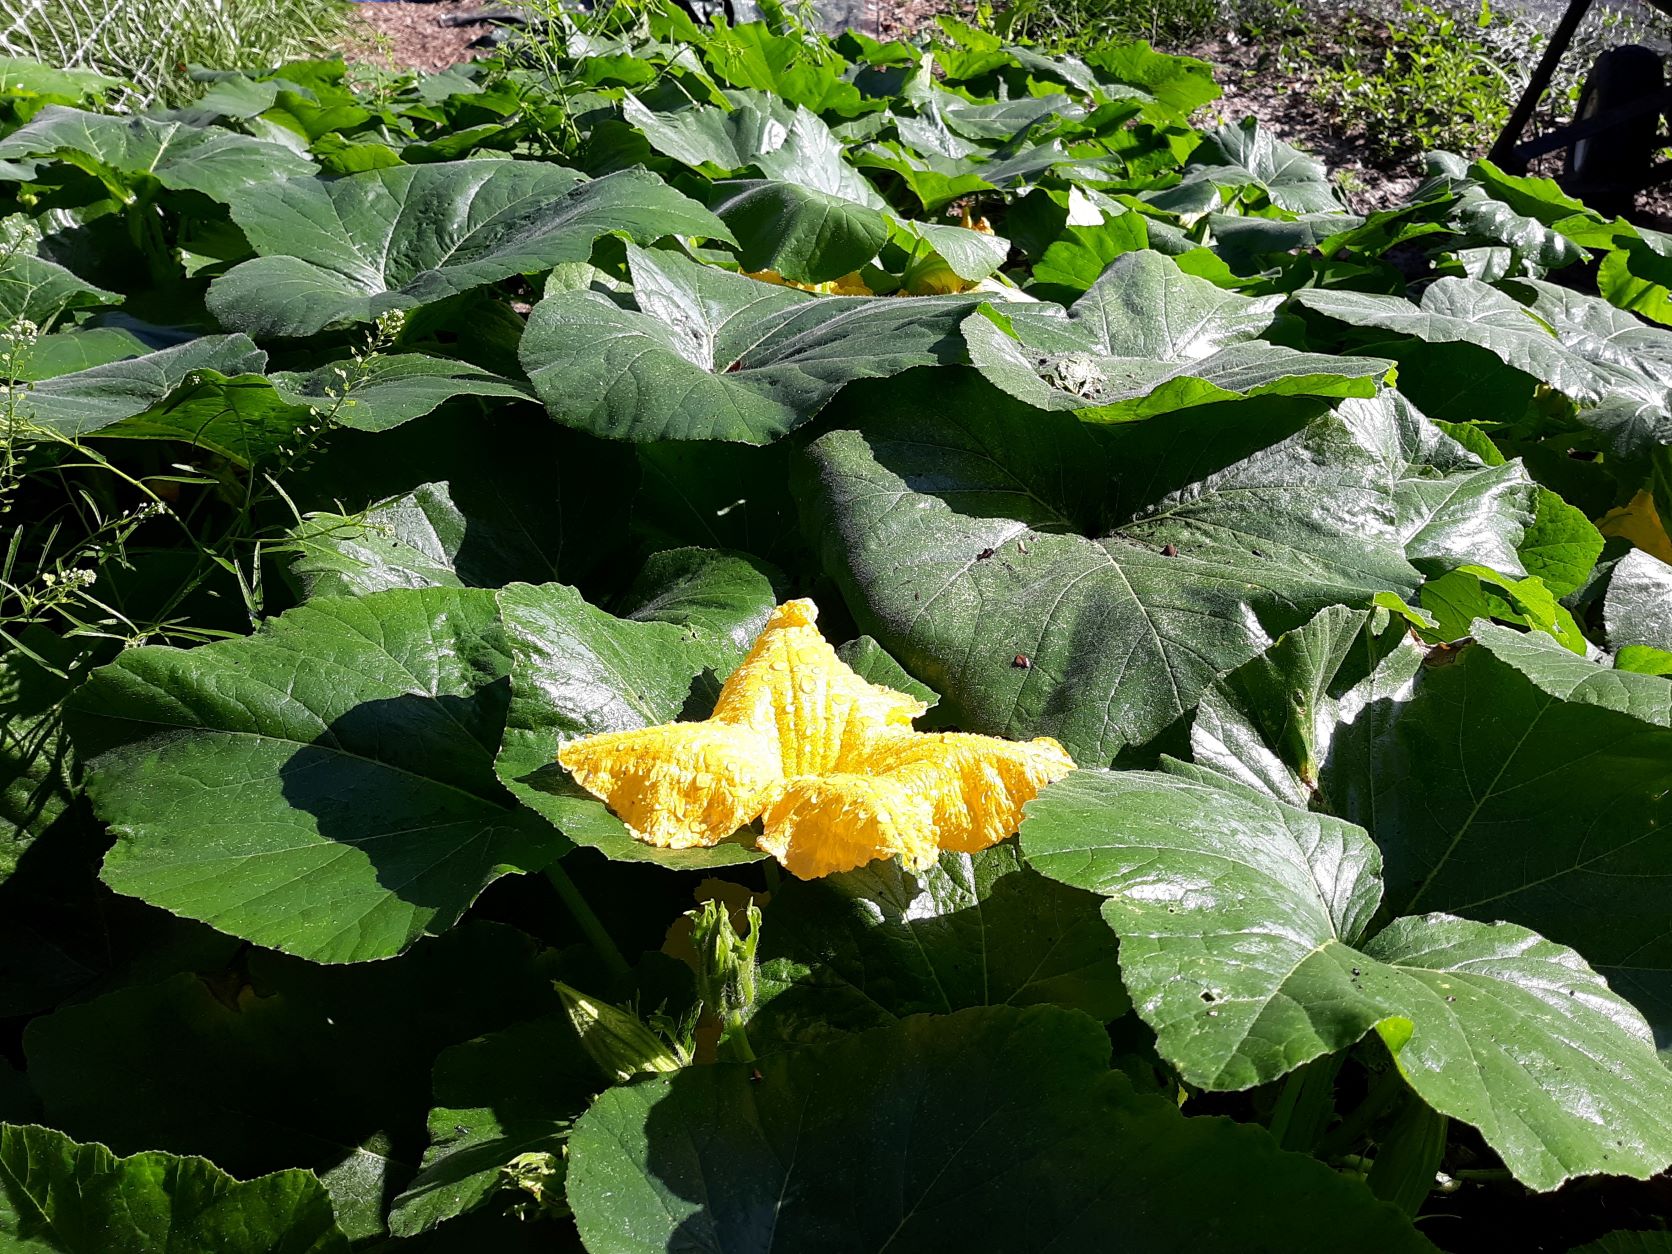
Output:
1351,967,1361,977
1160,544,1178,557
977,547,996,560
749,1068,765,1084
454,1124,470,1136
724,361,742,373
1012,654,1031,669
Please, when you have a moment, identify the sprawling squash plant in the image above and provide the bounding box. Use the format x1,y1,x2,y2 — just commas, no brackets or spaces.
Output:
1,9,1671,1251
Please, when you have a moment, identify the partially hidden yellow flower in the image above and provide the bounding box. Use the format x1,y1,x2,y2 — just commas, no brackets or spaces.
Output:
558,599,1075,878
1598,489,1672,564
742,269,873,296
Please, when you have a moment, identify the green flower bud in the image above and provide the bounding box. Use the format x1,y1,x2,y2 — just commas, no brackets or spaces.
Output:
688,897,762,1062
557,982,685,1083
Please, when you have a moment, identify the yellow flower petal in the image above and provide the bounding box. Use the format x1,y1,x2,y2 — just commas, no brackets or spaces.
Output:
1598,489,1672,564
742,269,874,296
557,721,780,850
757,774,938,878
867,732,1076,853
555,598,1076,875
712,599,927,776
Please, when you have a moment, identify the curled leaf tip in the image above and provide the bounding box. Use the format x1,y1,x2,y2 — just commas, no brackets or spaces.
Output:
558,599,1075,876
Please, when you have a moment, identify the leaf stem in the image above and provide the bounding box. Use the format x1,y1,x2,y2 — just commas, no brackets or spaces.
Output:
1267,1054,1341,1151
716,1022,756,1064
1318,1063,1408,1160
546,861,631,983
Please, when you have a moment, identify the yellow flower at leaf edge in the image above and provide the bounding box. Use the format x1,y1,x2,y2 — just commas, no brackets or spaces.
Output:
557,599,1075,878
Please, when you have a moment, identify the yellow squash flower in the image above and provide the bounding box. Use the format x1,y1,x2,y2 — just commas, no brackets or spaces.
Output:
742,269,873,295
1598,489,1672,564
558,599,1075,878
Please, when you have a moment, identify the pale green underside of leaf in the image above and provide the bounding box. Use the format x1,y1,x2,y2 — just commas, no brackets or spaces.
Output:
521,244,975,444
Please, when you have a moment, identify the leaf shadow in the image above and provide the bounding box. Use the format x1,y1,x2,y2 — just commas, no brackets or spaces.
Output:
278,689,558,923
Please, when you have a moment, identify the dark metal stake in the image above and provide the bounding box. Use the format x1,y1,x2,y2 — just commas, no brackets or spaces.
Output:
1488,0,1597,169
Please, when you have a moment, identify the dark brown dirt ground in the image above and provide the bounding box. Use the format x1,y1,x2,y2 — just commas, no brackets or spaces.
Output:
346,2,494,72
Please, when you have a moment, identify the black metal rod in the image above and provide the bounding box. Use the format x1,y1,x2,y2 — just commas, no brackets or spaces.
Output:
1488,0,1598,167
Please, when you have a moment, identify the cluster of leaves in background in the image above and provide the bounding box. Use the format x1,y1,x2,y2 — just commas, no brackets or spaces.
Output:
1,4,1672,1251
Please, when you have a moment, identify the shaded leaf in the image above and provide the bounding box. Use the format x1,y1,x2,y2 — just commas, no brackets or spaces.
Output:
751,842,1126,1050
68,587,561,963
0,1123,347,1253
567,1006,1431,1253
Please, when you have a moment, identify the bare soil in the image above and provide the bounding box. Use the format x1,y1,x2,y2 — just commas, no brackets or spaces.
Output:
1190,34,1422,214
344,2,496,72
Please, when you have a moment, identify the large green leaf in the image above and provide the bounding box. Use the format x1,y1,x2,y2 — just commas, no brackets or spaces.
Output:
625,91,884,208
1518,486,1604,599
799,379,1526,762
1364,392,1537,578
207,162,730,337
289,478,597,600
0,1124,348,1254
0,228,118,325
1470,621,1672,725
1605,550,1672,653
615,546,780,676
1,334,267,436
1297,278,1672,456
1181,120,1342,214
750,842,1126,1050
1084,41,1222,116
0,106,317,200
1188,604,1395,808
390,1011,598,1236
1322,626,1672,1053
67,587,561,963
709,179,889,284
493,568,775,868
21,922,560,1241
965,250,1393,416
1021,768,1672,1190
287,406,636,593
520,243,974,444
566,1006,1431,1253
